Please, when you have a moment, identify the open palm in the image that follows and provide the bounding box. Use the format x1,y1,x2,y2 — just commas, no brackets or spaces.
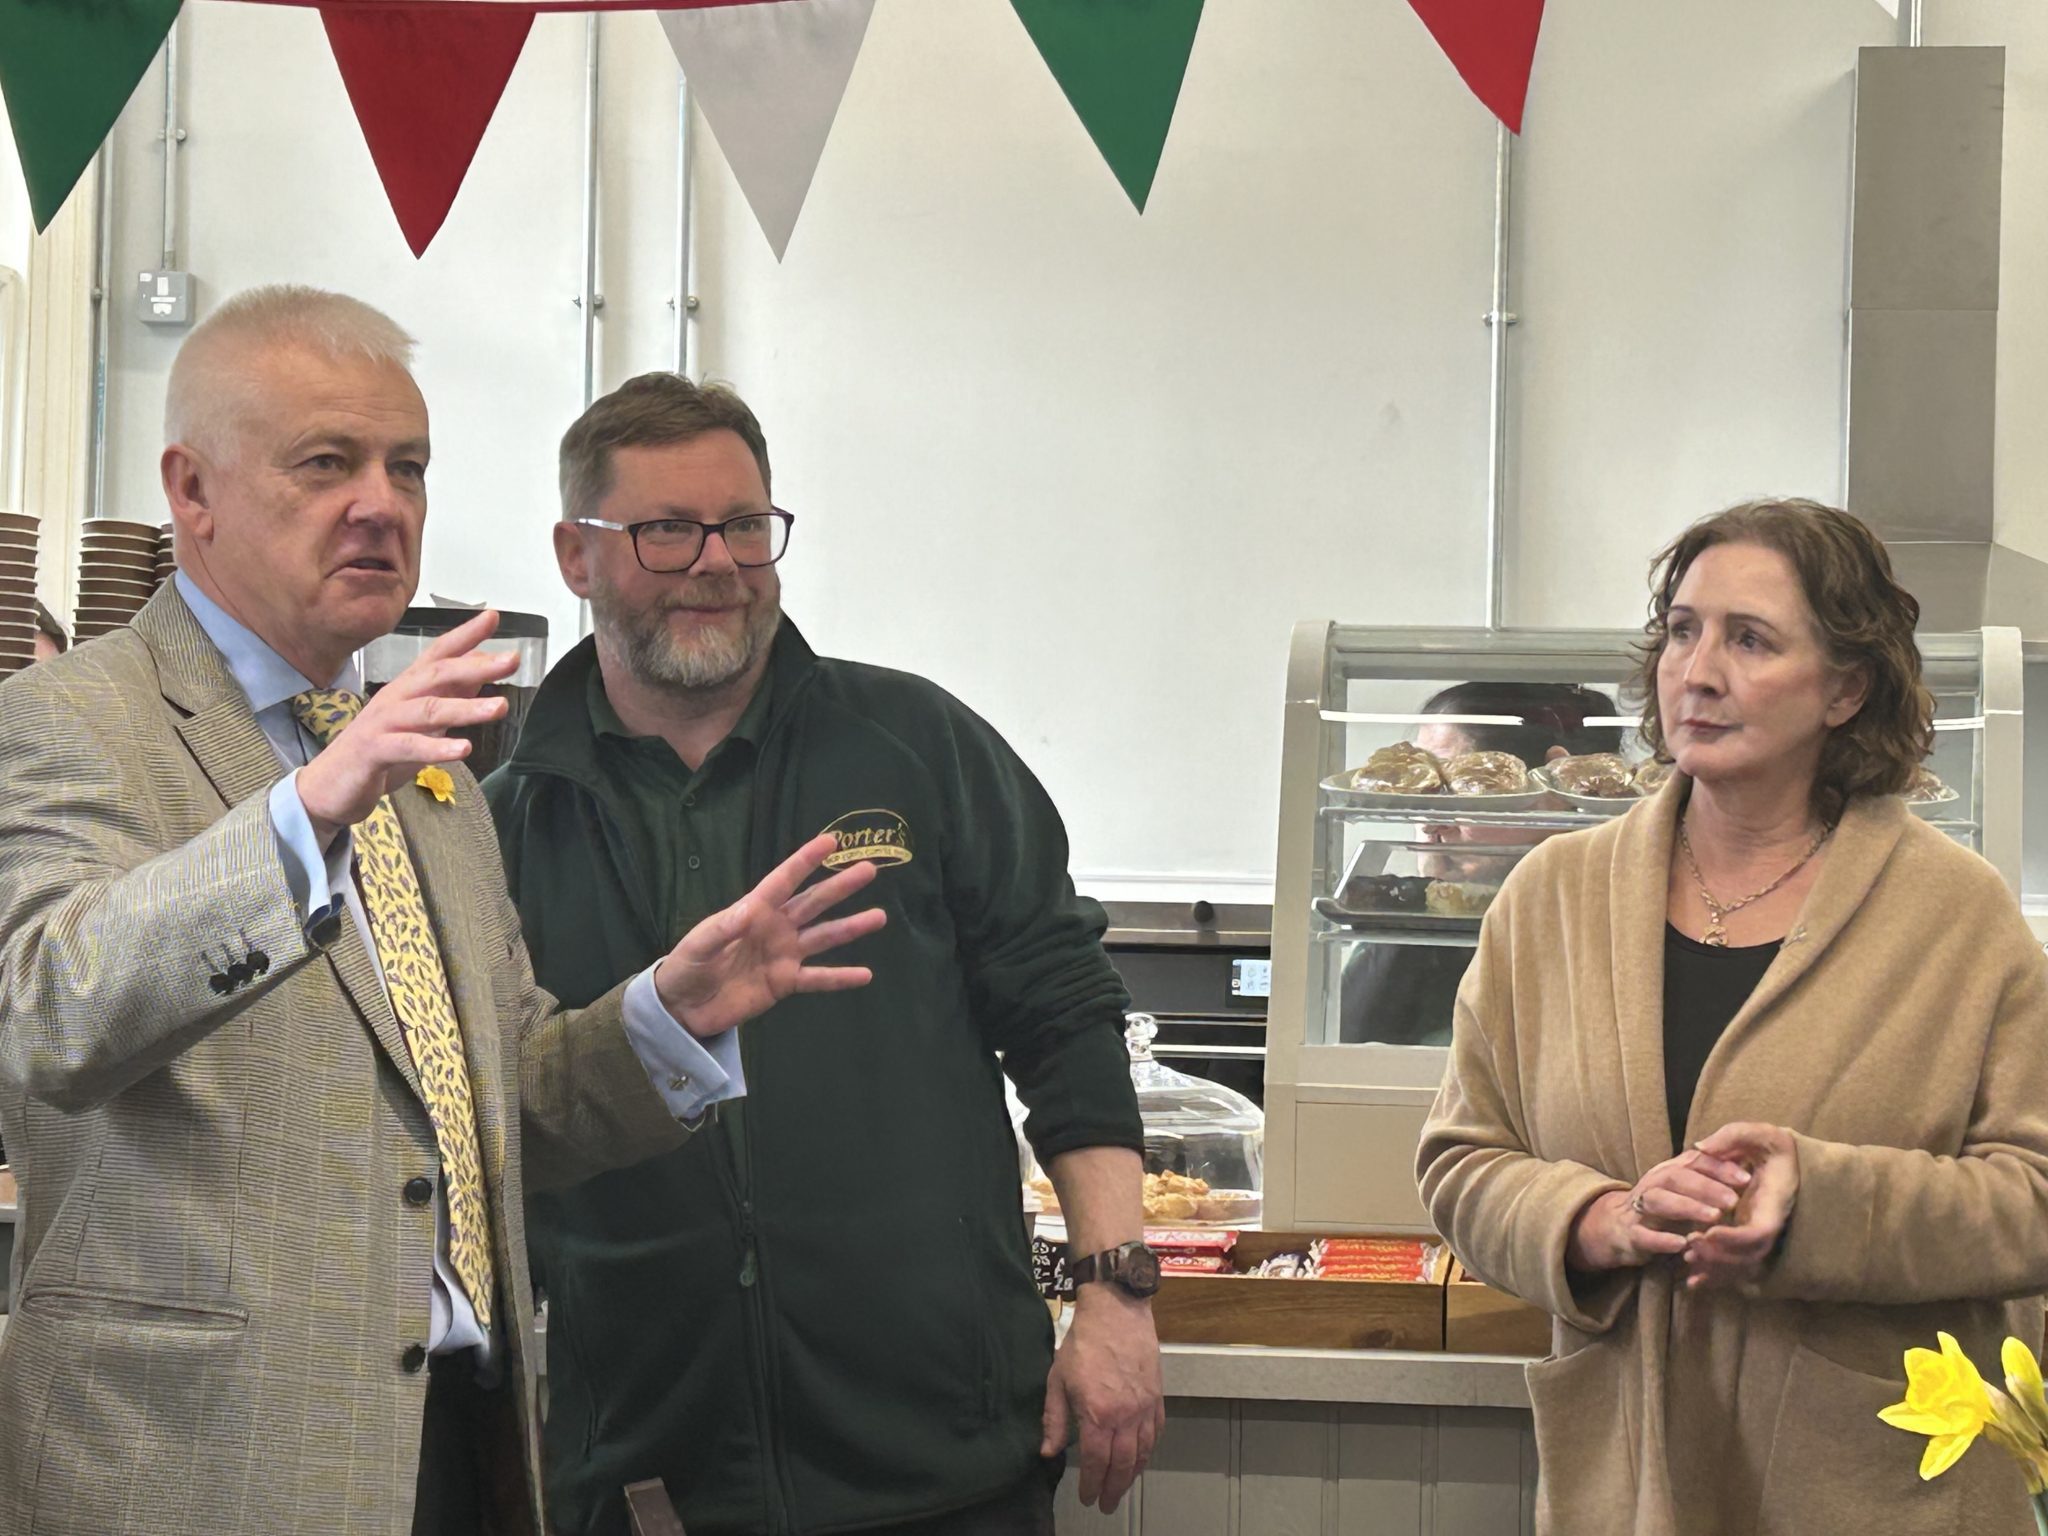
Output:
655,833,886,1039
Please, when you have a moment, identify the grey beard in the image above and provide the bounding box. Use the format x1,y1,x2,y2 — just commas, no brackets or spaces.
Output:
594,581,779,693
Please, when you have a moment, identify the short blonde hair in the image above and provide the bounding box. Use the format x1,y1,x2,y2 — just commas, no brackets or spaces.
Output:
164,285,416,458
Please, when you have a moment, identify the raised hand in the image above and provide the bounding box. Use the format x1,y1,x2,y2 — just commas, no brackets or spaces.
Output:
654,833,887,1039
296,608,514,845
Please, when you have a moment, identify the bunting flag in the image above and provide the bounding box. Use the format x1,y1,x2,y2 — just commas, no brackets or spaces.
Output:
322,4,537,255
1405,0,1546,134
1008,0,1204,213
0,0,183,228
658,0,875,260
0,0,1569,255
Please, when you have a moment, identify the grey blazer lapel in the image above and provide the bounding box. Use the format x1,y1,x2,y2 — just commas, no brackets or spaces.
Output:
135,585,282,814
133,584,424,1102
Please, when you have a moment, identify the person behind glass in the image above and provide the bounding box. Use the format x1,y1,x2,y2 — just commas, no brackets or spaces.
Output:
1418,498,2048,1534
1338,682,1621,1046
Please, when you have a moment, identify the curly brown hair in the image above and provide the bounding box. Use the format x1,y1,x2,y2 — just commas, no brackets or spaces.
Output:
1633,499,1933,819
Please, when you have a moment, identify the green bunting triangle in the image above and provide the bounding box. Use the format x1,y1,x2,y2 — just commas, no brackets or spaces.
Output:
0,0,184,228
1009,0,1205,212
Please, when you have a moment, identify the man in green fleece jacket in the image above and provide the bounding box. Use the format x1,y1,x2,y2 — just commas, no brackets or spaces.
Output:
483,374,1161,1536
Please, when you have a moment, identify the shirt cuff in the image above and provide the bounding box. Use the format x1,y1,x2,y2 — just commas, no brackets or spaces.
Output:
622,968,748,1122
270,771,353,933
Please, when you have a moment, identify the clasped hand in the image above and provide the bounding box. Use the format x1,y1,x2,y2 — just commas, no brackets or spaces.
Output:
1567,1122,1799,1292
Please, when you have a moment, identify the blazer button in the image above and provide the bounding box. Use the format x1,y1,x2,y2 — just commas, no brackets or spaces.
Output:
403,1176,434,1207
401,1344,427,1374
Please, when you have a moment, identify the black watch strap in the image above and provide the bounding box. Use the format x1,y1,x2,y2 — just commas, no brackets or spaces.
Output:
1068,1240,1160,1298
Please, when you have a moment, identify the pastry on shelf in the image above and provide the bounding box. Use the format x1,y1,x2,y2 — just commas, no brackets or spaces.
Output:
1349,742,1444,793
1904,766,1947,804
1632,758,1674,795
1337,874,1431,913
1142,1169,1211,1223
1425,880,1496,917
1442,750,1530,795
1550,752,1637,798
1033,1170,1219,1222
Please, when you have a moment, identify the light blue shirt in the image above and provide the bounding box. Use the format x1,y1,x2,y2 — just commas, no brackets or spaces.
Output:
177,575,744,1357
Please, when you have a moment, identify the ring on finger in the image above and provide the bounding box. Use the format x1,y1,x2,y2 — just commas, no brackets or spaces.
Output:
1630,1191,1647,1216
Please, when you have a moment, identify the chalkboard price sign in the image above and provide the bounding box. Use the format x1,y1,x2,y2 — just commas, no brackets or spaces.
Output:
1030,1230,1073,1300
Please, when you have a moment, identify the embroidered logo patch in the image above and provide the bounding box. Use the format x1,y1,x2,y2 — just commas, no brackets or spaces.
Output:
821,808,915,870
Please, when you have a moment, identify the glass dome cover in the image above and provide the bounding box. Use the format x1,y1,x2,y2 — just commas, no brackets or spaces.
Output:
1025,1016,1266,1227
1128,1014,1264,1226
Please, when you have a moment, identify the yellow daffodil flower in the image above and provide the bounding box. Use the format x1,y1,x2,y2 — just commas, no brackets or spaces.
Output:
2008,1337,2048,1447
1880,1332,1994,1479
1987,1338,2048,1497
415,766,456,805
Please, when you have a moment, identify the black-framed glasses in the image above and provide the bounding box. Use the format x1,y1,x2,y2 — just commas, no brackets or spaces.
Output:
574,509,794,573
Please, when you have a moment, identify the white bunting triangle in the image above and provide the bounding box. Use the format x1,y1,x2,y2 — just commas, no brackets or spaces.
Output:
659,0,877,260
1874,0,1900,16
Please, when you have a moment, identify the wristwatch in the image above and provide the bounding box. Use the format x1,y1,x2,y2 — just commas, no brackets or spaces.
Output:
1067,1240,1162,1299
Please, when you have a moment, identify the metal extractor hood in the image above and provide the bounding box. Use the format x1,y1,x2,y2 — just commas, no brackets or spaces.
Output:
1845,45,2048,636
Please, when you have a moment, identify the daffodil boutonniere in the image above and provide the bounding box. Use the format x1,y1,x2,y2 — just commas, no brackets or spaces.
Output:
415,766,456,805
1881,1331,2048,1532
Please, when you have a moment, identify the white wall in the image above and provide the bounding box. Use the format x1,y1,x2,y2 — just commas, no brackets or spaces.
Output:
691,0,1495,886
76,0,2048,889
1511,0,1897,629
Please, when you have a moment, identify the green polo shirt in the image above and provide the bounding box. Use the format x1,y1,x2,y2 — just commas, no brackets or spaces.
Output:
585,661,772,943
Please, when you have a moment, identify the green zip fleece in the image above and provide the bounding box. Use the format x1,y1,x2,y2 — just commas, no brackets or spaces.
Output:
483,621,1142,1536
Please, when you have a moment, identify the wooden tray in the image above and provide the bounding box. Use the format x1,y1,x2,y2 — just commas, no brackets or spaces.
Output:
1152,1232,1449,1351
1444,1260,1551,1356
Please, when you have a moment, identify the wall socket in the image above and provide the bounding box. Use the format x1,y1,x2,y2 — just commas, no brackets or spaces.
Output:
138,270,194,326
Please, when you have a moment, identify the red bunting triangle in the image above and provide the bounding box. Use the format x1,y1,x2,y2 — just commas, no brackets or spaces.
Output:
1405,0,1545,133
320,3,537,256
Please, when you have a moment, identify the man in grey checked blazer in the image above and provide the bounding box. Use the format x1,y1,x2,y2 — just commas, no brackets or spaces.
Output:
0,287,884,1536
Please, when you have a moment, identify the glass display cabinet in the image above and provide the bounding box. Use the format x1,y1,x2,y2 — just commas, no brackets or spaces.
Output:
1260,621,2023,1234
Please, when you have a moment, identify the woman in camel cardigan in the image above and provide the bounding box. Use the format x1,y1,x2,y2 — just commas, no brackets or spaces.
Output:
1418,499,2048,1536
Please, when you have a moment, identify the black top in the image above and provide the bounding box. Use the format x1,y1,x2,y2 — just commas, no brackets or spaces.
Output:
1662,924,1779,1148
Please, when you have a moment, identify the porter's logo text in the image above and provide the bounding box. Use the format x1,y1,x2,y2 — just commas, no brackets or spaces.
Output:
821,808,915,870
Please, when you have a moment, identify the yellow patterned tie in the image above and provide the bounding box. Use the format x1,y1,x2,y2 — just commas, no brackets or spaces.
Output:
292,689,496,1330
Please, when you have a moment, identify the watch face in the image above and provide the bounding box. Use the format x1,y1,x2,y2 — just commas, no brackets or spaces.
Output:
1119,1243,1162,1297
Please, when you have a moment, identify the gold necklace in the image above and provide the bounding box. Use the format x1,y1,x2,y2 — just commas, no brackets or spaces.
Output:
1676,817,1833,947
